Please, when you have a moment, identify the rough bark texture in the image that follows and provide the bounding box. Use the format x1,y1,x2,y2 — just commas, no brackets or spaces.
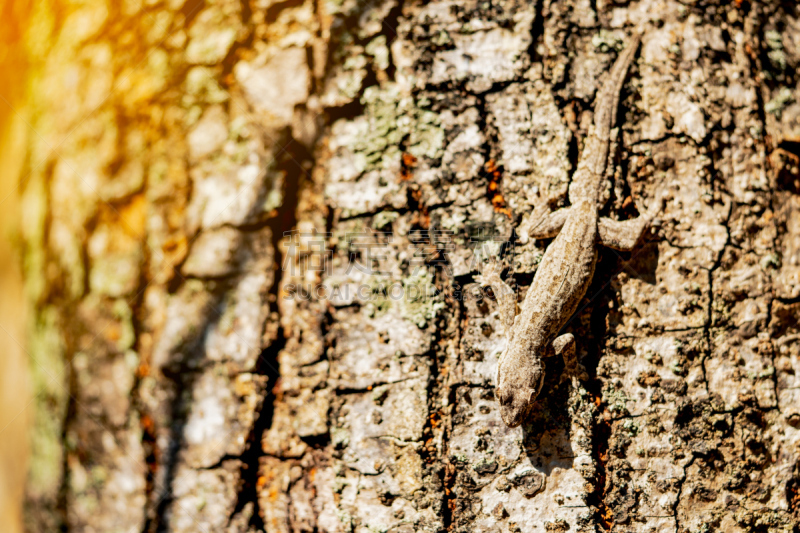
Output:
17,0,800,532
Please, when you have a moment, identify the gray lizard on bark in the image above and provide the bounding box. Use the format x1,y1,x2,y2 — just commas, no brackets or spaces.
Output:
477,34,662,428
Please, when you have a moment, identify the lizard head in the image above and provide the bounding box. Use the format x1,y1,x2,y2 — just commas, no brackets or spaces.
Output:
496,357,544,428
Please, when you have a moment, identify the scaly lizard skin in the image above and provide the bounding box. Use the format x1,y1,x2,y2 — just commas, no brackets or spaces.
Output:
477,34,661,428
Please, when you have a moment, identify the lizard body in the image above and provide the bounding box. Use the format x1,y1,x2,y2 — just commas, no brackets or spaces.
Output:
477,34,660,427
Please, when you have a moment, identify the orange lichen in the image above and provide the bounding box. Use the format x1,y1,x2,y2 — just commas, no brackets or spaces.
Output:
409,187,430,229
106,323,121,342
484,160,512,218
400,152,417,181
120,194,147,239
140,414,154,432
136,362,150,378
272,378,284,402
599,505,614,529
429,412,441,429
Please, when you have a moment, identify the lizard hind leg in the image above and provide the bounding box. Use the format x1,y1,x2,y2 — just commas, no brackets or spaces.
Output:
598,216,649,251
598,189,664,251
517,205,572,244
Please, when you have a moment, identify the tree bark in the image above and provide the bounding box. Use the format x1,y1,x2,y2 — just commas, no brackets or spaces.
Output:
18,0,800,532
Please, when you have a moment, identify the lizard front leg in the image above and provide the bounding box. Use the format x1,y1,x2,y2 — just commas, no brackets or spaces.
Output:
474,259,516,338
517,206,572,244
548,333,587,384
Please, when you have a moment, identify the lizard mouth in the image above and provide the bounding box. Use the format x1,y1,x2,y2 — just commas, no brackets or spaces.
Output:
500,406,526,428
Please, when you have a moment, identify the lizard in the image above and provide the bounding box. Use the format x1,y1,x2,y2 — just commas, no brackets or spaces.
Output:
476,33,662,428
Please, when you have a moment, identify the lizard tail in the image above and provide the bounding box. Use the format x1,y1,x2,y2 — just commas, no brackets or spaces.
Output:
568,32,643,205
593,33,642,142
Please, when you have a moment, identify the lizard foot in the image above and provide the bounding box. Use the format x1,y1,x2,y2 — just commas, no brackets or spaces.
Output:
598,188,666,252
517,202,570,245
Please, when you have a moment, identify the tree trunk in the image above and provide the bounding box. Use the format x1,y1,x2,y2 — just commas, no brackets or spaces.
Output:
18,0,800,531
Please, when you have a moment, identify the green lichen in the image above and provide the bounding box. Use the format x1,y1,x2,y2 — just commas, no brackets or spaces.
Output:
331,426,350,450
21,170,48,304
399,272,444,329
185,7,238,65
592,30,623,53
669,359,686,375
337,509,355,531
366,35,390,71
27,306,68,499
765,87,795,118
409,109,445,160
336,54,368,100
622,419,640,436
363,276,393,319
761,253,781,270
603,385,630,415
88,243,142,298
263,188,283,215
765,30,786,73
184,66,229,105
431,30,452,47
354,84,444,172
90,465,108,487
325,0,348,13
112,299,136,352
712,299,732,324
757,366,775,379
53,221,86,301
472,457,499,474
335,219,367,246
371,385,390,405
355,85,403,168
372,211,398,230
361,271,443,325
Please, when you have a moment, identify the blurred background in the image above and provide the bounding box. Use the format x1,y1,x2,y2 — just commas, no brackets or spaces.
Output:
0,2,33,533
